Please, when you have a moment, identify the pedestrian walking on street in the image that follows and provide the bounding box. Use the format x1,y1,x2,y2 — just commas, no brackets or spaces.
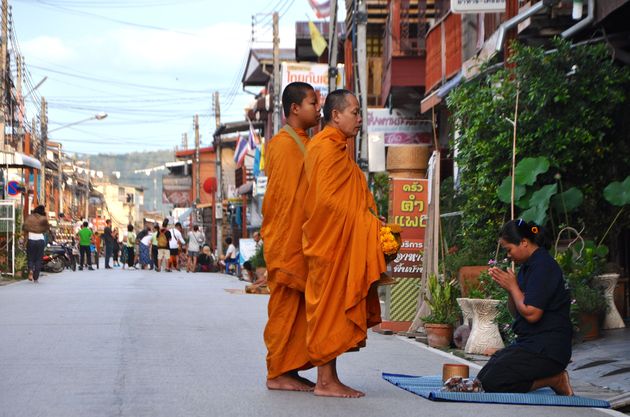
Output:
477,219,574,396
103,219,114,269
77,221,94,271
22,205,50,282
168,222,186,271
302,89,386,398
151,223,159,269
122,224,136,270
138,225,153,270
186,225,205,273
92,230,101,269
261,82,320,392
156,221,171,272
112,228,120,267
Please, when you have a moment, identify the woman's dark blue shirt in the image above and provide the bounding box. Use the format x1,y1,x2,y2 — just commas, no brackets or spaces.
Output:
512,247,572,366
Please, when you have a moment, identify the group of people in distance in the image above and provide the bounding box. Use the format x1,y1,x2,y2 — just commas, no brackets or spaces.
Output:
260,82,574,398
100,219,217,273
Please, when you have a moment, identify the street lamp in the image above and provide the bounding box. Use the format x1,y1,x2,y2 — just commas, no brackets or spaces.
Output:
48,112,108,133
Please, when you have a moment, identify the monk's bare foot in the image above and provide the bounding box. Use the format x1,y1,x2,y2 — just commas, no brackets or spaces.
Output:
267,374,315,392
550,371,574,396
314,380,365,398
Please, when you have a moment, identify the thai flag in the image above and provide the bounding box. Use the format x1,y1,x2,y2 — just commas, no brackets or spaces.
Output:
234,134,248,167
248,120,260,151
308,0,331,18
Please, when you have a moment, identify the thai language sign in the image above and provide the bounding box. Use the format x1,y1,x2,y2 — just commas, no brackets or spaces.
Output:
367,108,432,146
389,178,429,278
451,0,505,14
281,62,344,107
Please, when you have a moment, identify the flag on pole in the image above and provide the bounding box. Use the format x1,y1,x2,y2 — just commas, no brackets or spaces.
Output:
307,0,331,18
234,134,248,167
247,120,260,151
308,20,328,57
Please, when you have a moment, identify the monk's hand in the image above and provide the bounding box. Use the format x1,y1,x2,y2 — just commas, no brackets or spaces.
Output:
488,266,517,292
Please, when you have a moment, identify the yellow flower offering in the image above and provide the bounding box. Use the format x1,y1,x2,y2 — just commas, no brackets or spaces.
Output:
380,224,402,256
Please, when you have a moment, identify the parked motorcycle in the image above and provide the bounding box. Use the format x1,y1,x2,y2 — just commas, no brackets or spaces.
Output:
42,244,76,273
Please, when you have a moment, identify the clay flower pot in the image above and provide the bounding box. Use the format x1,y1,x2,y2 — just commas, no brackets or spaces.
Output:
458,266,489,297
424,323,454,349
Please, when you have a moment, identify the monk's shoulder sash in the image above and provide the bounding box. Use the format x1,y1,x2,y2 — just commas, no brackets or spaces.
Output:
281,125,307,155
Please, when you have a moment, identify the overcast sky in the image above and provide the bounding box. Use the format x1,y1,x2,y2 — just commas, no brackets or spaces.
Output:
15,0,330,155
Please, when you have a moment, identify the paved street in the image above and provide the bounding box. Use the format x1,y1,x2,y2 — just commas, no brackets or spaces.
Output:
0,267,624,417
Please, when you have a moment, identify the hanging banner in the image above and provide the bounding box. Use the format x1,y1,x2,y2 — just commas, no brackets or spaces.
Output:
389,178,429,278
281,62,344,107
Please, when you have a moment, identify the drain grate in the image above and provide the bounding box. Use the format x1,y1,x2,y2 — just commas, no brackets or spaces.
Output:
574,359,619,370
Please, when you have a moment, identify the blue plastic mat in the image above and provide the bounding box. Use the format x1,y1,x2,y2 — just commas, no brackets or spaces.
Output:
383,373,610,408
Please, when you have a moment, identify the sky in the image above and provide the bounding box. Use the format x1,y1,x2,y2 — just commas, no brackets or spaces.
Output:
14,0,333,155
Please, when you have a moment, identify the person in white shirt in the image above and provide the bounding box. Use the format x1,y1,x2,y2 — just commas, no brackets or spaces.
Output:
186,225,205,273
168,222,186,271
219,237,238,273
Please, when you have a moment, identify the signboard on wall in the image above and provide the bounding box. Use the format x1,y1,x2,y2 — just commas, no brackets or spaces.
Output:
162,175,192,207
388,178,429,278
281,62,344,107
367,109,432,146
451,0,506,14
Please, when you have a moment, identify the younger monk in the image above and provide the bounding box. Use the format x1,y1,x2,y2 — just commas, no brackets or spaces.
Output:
261,81,321,391
303,89,386,398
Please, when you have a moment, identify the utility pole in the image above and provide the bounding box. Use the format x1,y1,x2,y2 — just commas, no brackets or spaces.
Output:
31,118,38,206
0,0,8,150
16,55,23,151
85,159,90,219
182,132,188,150
57,143,63,214
272,11,281,134
194,114,200,205
40,97,47,203
328,0,339,93
213,91,222,253
356,0,369,169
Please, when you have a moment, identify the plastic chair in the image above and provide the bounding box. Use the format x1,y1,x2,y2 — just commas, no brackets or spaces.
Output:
224,253,240,275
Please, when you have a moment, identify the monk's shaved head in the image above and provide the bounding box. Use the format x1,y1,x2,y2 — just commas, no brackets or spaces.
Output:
282,82,315,117
323,89,354,123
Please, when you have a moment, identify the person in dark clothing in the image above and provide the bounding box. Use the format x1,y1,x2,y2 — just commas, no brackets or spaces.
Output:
477,219,574,395
103,219,114,269
23,205,49,282
112,228,120,267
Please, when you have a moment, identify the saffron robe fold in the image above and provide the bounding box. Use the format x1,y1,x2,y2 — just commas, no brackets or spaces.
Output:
303,125,385,366
261,126,312,379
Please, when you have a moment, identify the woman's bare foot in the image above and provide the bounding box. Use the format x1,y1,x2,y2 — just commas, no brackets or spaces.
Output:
314,380,364,398
28,271,34,282
267,373,315,392
550,371,574,396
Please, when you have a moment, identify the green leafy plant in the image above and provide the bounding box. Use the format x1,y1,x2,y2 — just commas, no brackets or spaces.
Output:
423,274,459,326
447,38,630,256
497,156,583,226
249,244,266,269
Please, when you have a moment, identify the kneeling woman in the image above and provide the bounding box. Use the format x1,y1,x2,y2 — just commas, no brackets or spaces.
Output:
477,219,573,395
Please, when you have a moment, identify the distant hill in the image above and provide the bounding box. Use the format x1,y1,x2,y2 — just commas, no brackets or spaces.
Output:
85,149,175,214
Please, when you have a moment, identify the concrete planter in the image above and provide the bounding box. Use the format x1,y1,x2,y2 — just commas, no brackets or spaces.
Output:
466,298,505,355
595,273,626,330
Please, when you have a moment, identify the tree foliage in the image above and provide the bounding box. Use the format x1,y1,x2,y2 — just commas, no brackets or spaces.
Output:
447,39,630,254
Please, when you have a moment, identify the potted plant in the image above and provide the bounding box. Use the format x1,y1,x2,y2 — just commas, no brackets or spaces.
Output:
556,247,608,341
248,243,266,282
423,274,459,348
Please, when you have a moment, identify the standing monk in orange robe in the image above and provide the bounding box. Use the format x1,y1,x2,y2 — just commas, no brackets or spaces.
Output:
261,82,321,391
303,89,386,398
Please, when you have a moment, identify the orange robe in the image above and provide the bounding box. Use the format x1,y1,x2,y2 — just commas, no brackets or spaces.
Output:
303,125,385,366
261,126,312,379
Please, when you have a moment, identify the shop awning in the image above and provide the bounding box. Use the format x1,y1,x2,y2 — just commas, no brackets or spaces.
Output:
0,151,42,169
